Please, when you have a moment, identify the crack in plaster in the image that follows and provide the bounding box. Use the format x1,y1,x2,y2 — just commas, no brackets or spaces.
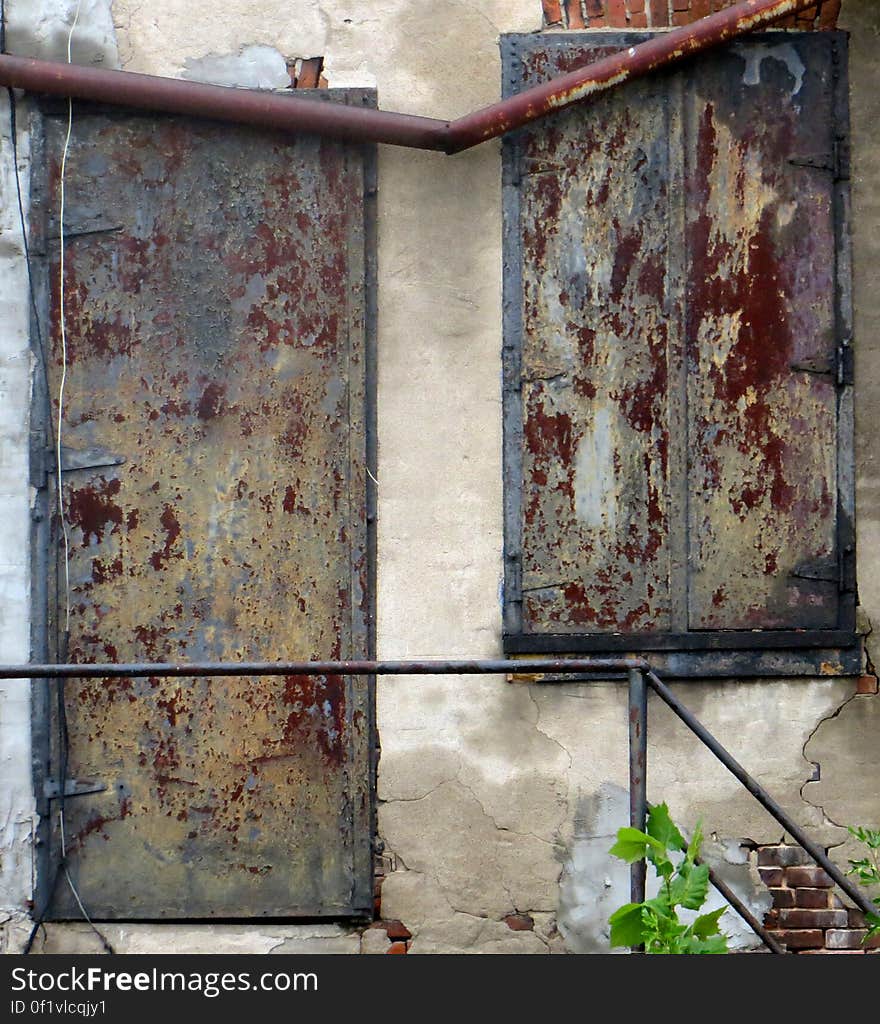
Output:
377,769,459,804
799,689,863,841
452,771,558,849
526,685,573,775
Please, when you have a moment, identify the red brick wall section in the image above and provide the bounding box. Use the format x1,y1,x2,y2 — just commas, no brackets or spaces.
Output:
757,845,880,954
543,0,841,29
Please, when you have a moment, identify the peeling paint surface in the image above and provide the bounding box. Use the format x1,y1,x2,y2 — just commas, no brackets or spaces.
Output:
508,33,849,639
685,41,840,629
516,41,673,634
34,103,373,918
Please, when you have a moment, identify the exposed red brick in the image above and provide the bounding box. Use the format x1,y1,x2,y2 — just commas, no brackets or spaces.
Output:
690,0,712,17
589,15,608,25
777,908,848,929
505,913,535,932
758,867,784,887
629,12,649,26
542,0,565,24
856,675,879,695
799,949,866,955
758,846,809,868
826,929,869,950
671,0,690,9
819,0,842,29
785,866,834,888
628,0,646,12
384,919,412,941
768,928,825,950
796,888,832,910
387,941,408,954
585,0,604,16
671,11,692,25
769,888,796,909
648,0,668,27
606,0,628,24
764,909,779,928
296,58,322,90
566,0,586,27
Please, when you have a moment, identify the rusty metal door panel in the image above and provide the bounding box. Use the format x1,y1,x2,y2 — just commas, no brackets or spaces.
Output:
32,99,375,918
513,43,678,636
502,32,856,670
684,40,839,629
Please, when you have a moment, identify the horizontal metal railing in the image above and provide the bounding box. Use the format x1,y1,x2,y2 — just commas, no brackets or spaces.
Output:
4,656,874,953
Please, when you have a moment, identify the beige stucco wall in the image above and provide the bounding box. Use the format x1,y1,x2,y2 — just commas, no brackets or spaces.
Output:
0,0,877,954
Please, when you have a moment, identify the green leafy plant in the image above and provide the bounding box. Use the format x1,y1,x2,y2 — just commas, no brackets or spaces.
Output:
608,803,729,954
846,825,880,944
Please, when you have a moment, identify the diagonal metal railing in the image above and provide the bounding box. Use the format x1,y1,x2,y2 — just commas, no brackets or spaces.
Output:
3,656,875,953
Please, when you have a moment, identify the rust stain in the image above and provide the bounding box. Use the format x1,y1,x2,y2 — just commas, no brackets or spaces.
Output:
44,107,372,916
517,35,841,638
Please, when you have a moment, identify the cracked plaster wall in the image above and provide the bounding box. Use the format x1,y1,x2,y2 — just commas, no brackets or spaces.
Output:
0,0,878,954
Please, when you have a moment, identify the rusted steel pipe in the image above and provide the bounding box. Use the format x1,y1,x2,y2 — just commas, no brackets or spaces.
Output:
0,657,648,679
446,0,820,152
699,854,787,954
0,52,451,151
628,668,648,912
645,671,878,920
0,0,824,154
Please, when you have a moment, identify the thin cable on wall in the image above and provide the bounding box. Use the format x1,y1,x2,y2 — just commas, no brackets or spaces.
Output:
55,0,82,637
1,0,113,956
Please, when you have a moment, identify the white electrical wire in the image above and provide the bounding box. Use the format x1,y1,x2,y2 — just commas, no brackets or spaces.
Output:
55,1,111,952
56,0,82,636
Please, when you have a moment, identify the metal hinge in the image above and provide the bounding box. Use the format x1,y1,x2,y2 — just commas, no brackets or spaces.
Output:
33,445,126,488
788,136,850,182
789,344,853,388
789,556,838,584
43,778,107,800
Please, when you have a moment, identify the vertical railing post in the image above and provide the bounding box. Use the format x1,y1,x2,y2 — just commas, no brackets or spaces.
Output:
628,668,648,920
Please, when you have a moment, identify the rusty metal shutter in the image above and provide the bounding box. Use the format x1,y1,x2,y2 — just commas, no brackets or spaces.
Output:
502,33,858,677
30,96,376,917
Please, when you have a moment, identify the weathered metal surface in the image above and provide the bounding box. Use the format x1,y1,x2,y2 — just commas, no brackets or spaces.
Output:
32,99,375,918
3,658,649,679
0,1,825,155
628,669,647,913
512,42,676,637
684,36,842,629
449,0,821,152
503,32,856,671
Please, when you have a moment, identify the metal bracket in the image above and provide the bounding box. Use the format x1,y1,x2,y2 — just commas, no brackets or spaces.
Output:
43,778,107,800
34,445,126,488
788,138,850,182
788,556,838,583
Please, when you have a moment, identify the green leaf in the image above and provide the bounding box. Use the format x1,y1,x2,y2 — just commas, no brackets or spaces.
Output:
685,933,728,954
686,820,704,865
609,903,646,948
691,906,726,939
849,826,880,849
647,803,686,853
609,827,663,864
670,862,710,910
